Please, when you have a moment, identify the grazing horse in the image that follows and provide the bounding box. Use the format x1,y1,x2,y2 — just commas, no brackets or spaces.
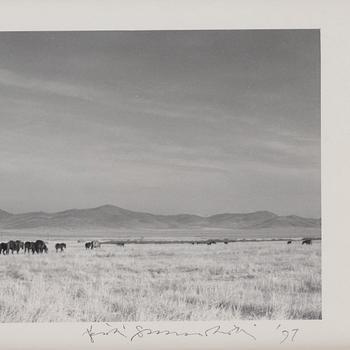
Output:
14,240,24,253
224,241,228,244
207,240,216,245
0,242,8,254
302,239,312,245
7,240,16,254
33,240,45,253
24,241,32,253
30,242,36,254
116,242,124,247
85,241,93,249
287,240,292,244
55,243,66,252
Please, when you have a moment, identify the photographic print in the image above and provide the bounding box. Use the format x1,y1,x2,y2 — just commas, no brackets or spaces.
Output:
0,30,321,322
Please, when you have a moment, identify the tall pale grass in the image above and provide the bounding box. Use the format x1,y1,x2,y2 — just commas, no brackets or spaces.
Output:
0,241,321,322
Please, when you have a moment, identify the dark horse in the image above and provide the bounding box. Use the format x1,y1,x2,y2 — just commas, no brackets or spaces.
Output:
207,240,216,245
14,240,24,253
85,241,93,249
55,243,66,252
33,240,46,253
302,239,312,245
6,240,16,254
0,242,8,254
24,241,32,253
287,240,292,244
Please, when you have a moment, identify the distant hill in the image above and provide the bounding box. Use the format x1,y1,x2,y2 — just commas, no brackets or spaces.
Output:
251,215,321,229
0,209,12,220
0,205,321,231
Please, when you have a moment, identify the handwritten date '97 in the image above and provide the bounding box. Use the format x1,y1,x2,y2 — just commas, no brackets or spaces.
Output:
82,322,299,345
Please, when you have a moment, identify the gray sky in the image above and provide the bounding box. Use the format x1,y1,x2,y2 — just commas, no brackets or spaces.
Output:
0,30,320,217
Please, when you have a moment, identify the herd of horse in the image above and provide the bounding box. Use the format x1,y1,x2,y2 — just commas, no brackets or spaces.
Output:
288,238,313,245
84,240,102,249
0,240,48,255
0,240,70,255
0,237,314,255
0,239,104,255
194,238,313,246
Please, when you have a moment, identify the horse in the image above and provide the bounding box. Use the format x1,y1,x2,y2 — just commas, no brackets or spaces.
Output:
0,242,8,255
14,240,24,253
33,240,45,253
55,243,66,252
302,239,312,245
287,240,292,244
85,241,93,249
116,242,124,247
7,240,16,254
30,242,36,254
24,241,32,253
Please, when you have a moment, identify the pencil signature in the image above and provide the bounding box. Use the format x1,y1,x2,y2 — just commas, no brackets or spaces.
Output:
82,322,299,344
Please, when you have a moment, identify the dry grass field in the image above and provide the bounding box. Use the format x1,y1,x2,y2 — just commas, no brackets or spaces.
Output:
0,240,321,322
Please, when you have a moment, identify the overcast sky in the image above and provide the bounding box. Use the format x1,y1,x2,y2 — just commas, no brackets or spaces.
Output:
0,30,320,217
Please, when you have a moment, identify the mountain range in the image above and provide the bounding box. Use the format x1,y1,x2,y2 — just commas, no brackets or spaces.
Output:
0,205,321,230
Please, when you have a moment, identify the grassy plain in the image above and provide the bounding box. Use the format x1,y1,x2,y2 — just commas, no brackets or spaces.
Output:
0,240,321,322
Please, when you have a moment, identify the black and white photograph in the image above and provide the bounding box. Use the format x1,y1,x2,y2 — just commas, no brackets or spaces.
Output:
0,29,321,323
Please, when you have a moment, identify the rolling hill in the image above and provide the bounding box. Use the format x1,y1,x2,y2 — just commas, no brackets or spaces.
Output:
0,205,321,231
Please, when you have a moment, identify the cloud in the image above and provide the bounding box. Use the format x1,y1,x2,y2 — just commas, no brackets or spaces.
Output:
0,31,320,216
0,68,90,99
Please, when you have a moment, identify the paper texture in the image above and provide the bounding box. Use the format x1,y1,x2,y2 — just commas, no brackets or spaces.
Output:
0,0,348,349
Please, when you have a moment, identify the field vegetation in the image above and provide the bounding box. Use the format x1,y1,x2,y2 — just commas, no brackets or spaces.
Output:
0,240,321,322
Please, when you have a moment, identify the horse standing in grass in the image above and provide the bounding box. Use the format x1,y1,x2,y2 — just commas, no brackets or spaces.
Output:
30,242,36,254
6,240,16,254
14,240,24,253
55,243,66,252
32,240,45,254
302,239,312,245
85,241,93,249
206,240,216,246
24,241,32,253
0,242,8,254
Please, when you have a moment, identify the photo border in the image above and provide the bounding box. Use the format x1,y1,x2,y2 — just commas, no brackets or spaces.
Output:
0,1,348,349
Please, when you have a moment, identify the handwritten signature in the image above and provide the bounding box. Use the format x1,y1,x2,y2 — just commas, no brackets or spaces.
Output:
82,323,299,344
